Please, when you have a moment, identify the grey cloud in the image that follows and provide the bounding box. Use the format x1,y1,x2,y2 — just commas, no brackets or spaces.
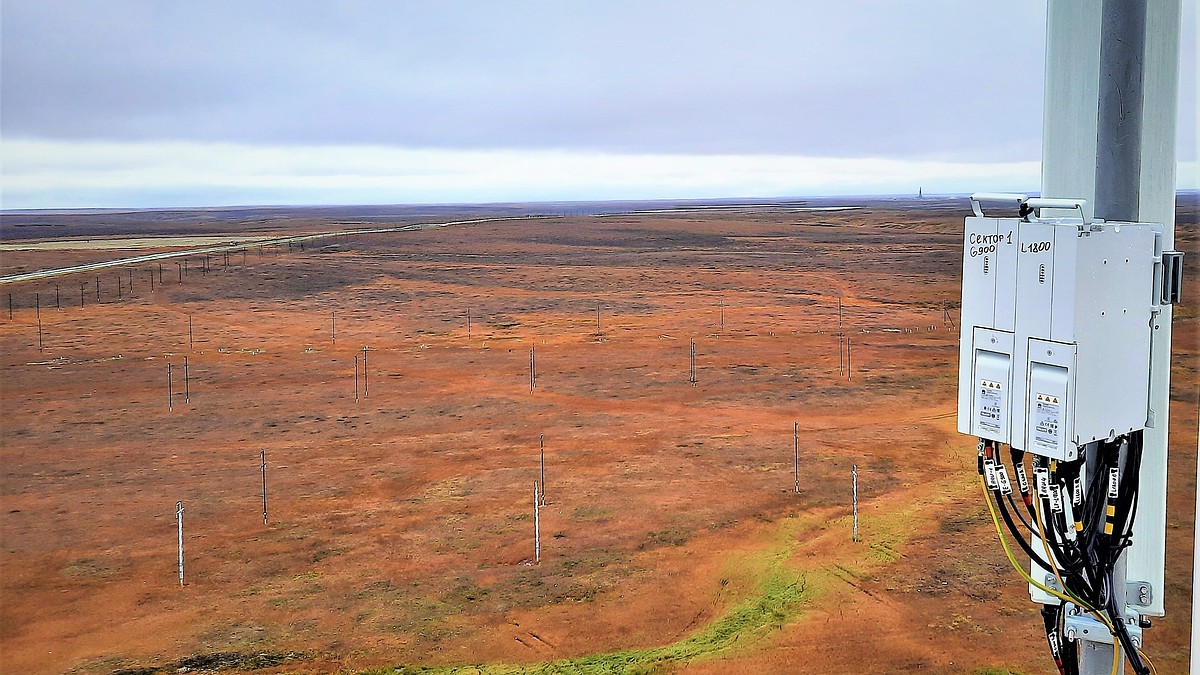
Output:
3,0,1185,162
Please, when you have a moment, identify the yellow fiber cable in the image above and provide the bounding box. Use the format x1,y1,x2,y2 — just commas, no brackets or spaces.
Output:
979,475,1083,606
1138,649,1157,675
1033,489,1099,616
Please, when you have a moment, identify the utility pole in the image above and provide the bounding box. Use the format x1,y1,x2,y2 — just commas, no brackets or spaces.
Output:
1040,1,1179,672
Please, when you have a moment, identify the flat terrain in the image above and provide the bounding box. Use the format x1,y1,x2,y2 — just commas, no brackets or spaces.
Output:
1,200,1196,674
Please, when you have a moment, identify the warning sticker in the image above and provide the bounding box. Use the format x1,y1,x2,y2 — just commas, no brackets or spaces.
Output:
976,379,1003,434
1032,392,1062,454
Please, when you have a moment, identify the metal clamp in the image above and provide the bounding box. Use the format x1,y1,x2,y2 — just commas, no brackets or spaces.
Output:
1023,197,1093,226
970,192,1028,218
1160,251,1184,305
1128,581,1154,608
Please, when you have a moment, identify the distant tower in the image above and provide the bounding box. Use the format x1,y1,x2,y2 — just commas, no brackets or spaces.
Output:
918,186,923,199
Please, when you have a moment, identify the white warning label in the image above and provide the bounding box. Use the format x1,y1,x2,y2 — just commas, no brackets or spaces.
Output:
976,379,1003,434
1032,392,1062,454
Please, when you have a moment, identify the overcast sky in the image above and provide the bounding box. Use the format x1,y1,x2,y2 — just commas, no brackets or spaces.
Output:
1,1,1195,209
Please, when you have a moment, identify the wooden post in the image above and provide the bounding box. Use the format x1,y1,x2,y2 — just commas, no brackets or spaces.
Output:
596,301,601,337
80,282,85,308
720,297,724,332
852,464,859,542
847,338,852,382
530,345,535,393
168,363,173,411
55,283,60,309
261,449,268,525
354,355,360,402
332,312,336,345
839,334,844,377
793,422,800,494
189,315,193,351
149,268,154,292
35,293,42,352
539,434,546,506
184,356,190,403
534,481,541,565
362,347,368,398
7,293,11,320
689,339,696,386
177,501,185,586
128,268,134,295
178,262,183,283
117,274,122,300
160,263,164,286
467,308,472,338
95,276,100,302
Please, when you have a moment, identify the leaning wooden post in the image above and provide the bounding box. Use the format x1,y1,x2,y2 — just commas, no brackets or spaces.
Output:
177,501,185,586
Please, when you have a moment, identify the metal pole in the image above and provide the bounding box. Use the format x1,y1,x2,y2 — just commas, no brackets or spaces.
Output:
1094,0,1147,224
354,355,359,402
468,308,472,338
80,282,85,308
128,268,134,295
596,301,601,337
720,297,724,331
177,501,185,586
332,312,336,345
149,268,154,292
794,422,800,494
1081,3,1147,673
184,356,189,403
7,293,11,320
261,449,268,525
95,277,100,302
852,465,859,542
530,346,535,393
168,363,173,411
847,338,852,382
540,434,546,506
55,283,60,309
188,315,193,351
117,274,122,300
362,347,368,397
